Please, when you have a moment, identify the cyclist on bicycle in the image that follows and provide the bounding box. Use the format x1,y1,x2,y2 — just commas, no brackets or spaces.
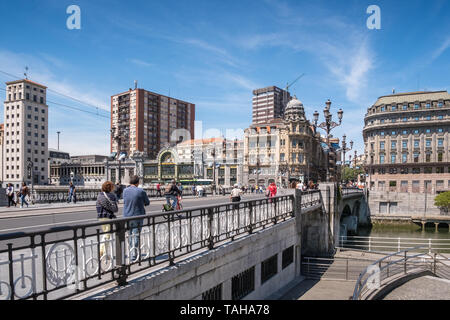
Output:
164,179,181,210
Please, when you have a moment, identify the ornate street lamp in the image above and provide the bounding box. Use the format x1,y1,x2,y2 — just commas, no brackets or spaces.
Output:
313,99,344,181
111,127,128,184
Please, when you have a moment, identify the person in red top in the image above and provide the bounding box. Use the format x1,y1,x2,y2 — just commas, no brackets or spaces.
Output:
268,182,277,198
156,183,162,197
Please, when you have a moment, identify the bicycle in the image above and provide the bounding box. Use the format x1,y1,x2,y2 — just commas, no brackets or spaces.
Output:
162,195,183,219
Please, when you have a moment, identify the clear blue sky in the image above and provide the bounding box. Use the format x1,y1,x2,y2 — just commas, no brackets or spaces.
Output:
0,0,449,156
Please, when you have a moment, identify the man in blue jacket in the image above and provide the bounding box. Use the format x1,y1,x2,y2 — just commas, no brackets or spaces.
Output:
123,175,150,262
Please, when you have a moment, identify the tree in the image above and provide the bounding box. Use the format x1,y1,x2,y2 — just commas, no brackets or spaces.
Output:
341,167,365,183
434,191,450,212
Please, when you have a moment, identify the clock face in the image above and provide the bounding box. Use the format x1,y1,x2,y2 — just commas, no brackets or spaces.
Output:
161,152,174,164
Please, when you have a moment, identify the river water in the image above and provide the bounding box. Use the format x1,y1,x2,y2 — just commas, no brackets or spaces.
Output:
349,223,450,253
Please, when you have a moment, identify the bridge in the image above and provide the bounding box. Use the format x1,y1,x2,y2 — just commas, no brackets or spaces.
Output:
0,184,366,300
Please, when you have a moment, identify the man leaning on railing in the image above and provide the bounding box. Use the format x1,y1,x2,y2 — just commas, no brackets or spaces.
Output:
123,175,150,262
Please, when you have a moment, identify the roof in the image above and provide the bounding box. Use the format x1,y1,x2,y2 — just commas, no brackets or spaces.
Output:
6,79,47,89
372,91,450,106
177,137,225,146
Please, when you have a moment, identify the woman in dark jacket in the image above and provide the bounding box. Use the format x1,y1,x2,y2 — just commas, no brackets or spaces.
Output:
96,181,119,257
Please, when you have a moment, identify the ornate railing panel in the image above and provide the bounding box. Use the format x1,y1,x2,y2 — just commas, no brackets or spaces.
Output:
0,194,296,300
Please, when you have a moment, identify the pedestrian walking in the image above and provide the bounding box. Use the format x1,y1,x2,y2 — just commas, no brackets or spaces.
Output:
230,184,242,203
191,185,196,196
20,182,29,208
96,181,118,257
197,185,204,197
6,183,16,207
156,183,162,197
123,175,150,262
67,181,77,203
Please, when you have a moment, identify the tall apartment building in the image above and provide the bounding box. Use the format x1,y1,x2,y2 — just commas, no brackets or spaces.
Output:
252,86,290,124
0,123,3,185
363,91,450,194
111,88,195,160
3,79,49,188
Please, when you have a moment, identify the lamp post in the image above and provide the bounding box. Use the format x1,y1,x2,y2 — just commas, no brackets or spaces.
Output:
340,134,353,183
353,150,358,169
211,147,216,194
111,127,128,184
313,99,343,181
26,159,34,196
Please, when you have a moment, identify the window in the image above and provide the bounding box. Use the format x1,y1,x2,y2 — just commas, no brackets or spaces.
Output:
391,141,396,149
414,104,419,109
381,106,385,111
413,152,419,162
438,153,443,162
424,167,432,174
380,131,385,136
380,142,385,150
425,153,431,162
415,116,419,121
437,167,444,173
402,153,407,163
425,129,431,134
426,139,432,147
380,155,385,164
438,115,443,120
403,105,407,110
414,140,419,148
392,105,397,111
391,154,396,163
402,141,407,149
438,139,444,147
413,129,419,134
426,115,431,121
261,254,278,284
426,103,430,108
438,102,443,107
437,128,443,133
391,131,396,135
402,117,407,122
282,246,294,269
402,130,408,135
380,119,385,124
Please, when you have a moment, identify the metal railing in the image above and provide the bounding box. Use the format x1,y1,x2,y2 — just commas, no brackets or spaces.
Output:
352,245,450,300
28,186,233,204
300,190,322,209
0,195,296,300
341,187,364,197
302,256,378,281
339,236,450,254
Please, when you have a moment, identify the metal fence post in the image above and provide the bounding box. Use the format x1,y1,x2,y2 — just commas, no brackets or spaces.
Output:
208,208,214,250
114,220,128,286
404,251,407,274
248,202,253,234
368,237,371,251
428,239,432,254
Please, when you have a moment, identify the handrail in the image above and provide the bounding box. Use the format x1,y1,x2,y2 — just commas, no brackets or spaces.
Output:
352,245,435,300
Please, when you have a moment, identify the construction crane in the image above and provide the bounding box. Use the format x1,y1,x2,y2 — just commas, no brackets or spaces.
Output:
282,73,305,112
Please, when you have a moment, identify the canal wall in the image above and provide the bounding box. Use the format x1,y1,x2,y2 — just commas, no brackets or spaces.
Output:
81,218,301,300
368,190,442,220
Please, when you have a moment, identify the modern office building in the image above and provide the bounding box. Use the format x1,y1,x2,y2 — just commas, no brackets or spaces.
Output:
3,79,49,188
363,90,450,194
252,86,290,124
111,87,195,160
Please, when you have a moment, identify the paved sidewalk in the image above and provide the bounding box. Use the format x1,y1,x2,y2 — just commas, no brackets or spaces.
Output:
280,279,356,300
382,276,450,300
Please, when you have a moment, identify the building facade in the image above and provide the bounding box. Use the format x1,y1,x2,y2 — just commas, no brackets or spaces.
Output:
244,96,328,187
3,79,49,188
49,155,108,187
363,91,450,193
252,86,290,124
111,88,195,160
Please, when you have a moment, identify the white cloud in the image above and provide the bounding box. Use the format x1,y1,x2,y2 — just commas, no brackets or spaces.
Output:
431,37,450,61
0,50,110,111
128,58,153,68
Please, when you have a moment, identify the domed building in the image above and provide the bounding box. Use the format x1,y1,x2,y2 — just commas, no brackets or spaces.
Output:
244,96,328,187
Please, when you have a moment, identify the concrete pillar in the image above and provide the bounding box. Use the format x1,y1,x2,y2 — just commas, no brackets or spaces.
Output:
435,222,439,232
421,221,426,232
